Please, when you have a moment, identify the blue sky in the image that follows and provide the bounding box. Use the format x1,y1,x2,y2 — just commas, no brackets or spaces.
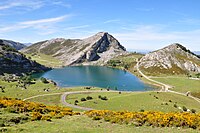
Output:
0,0,200,51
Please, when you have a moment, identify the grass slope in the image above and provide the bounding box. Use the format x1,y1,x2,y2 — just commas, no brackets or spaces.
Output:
152,76,200,93
66,92,200,112
25,53,63,68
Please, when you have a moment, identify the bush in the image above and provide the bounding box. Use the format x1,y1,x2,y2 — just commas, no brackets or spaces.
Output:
191,109,196,113
174,104,177,108
140,109,144,112
86,96,93,100
92,116,101,120
81,98,86,101
100,96,108,101
40,77,49,84
98,95,102,99
182,106,187,112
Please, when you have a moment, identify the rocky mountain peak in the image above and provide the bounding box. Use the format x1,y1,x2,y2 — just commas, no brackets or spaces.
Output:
22,32,127,66
139,43,200,75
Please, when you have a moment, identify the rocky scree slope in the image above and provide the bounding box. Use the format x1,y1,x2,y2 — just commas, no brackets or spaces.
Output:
21,32,126,66
0,42,49,75
0,39,26,50
138,43,200,75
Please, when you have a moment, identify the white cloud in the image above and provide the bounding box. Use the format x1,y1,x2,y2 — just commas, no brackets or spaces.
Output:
0,0,71,11
0,0,44,10
0,14,72,33
103,19,120,24
20,15,71,25
51,1,71,8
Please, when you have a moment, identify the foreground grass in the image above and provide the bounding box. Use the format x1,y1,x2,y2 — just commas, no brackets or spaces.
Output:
2,115,198,133
152,76,200,93
66,92,200,112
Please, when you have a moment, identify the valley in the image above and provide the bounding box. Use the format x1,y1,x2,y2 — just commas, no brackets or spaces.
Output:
1,33,200,132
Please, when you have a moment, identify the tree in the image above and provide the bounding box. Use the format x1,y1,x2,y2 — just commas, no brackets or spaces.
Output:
40,77,49,83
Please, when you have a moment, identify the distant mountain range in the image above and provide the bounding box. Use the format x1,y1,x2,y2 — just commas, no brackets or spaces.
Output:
139,43,200,75
0,39,26,50
21,32,127,66
1,33,199,75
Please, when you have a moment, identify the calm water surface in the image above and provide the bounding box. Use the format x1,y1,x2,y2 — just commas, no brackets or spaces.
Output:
34,66,153,91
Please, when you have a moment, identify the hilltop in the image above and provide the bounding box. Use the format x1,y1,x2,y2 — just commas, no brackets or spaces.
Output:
21,32,127,66
0,41,49,75
138,43,200,75
0,39,26,50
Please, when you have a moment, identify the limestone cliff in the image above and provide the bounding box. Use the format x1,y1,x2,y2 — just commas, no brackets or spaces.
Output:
22,32,126,66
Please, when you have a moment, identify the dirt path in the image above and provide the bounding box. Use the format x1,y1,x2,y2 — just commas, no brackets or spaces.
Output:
23,93,62,101
136,61,200,103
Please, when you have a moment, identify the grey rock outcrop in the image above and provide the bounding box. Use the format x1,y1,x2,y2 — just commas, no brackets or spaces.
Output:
22,32,127,66
139,43,200,74
0,42,49,75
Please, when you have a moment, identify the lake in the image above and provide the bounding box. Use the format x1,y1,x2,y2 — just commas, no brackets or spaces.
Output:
33,66,153,91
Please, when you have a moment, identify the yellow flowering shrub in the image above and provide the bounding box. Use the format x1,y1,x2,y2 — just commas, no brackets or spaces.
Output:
0,97,79,121
85,110,200,130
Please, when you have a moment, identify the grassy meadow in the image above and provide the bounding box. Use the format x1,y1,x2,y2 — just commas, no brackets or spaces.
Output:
66,91,200,113
25,53,63,68
152,76,200,93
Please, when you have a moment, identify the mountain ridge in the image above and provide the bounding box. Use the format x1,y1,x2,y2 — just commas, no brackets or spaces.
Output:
138,43,200,75
0,39,26,50
22,32,127,66
0,41,49,75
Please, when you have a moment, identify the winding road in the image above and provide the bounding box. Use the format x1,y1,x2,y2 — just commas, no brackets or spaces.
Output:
136,61,200,103
60,90,110,111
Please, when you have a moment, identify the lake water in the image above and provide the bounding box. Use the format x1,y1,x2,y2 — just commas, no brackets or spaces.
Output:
33,66,153,91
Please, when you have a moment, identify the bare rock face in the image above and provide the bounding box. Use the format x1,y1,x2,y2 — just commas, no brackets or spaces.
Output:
139,43,200,74
0,42,49,75
22,32,127,66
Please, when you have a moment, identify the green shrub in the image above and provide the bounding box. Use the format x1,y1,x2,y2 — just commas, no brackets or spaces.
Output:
182,106,187,112
100,96,108,101
81,98,86,101
191,109,196,113
92,116,101,120
40,77,49,83
86,96,93,100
